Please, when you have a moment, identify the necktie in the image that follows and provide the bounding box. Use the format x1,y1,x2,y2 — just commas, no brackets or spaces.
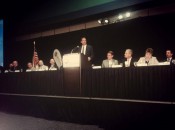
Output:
167,58,170,62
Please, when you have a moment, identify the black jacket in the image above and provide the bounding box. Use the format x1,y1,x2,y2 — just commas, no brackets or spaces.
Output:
122,58,135,67
79,45,94,60
165,58,174,65
11,66,22,72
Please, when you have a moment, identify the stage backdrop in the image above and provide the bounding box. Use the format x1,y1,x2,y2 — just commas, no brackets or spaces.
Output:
4,13,175,69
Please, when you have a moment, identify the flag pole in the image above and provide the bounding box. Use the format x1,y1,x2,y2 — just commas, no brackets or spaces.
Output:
34,41,35,51
32,41,35,67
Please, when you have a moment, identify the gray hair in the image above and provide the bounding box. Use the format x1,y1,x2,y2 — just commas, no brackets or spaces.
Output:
125,49,133,55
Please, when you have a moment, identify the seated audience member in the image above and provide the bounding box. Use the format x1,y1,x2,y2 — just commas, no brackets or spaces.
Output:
26,62,35,72
49,59,57,70
165,49,174,65
137,48,159,65
12,60,22,72
123,49,135,67
38,60,48,71
102,51,118,68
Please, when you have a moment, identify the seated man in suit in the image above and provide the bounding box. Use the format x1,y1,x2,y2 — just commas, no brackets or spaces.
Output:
38,60,48,71
137,48,159,65
26,62,35,72
123,49,135,67
49,59,57,70
8,63,13,72
165,49,174,65
102,51,118,68
11,60,22,72
79,37,94,62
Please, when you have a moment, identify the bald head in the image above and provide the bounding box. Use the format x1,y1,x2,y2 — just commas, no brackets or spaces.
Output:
27,62,33,69
12,61,18,67
38,60,44,66
124,49,133,59
50,59,55,65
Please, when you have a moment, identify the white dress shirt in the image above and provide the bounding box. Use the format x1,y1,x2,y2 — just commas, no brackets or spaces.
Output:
81,45,87,55
167,57,172,62
49,65,57,70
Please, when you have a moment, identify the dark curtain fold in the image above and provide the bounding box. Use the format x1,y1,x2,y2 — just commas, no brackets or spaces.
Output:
81,66,175,101
0,66,174,101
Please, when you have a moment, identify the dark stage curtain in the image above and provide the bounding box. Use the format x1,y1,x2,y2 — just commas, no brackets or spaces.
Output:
0,71,64,95
0,66,175,129
81,66,175,101
0,66,175,101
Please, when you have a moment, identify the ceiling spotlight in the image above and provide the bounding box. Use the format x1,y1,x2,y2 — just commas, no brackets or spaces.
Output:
104,19,109,23
125,12,131,17
98,19,102,24
118,15,123,20
98,18,109,25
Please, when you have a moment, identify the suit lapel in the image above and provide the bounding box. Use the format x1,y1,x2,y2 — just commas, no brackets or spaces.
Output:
130,58,135,67
85,45,88,55
80,45,88,55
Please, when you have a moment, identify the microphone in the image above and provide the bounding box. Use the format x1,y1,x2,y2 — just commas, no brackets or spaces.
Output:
145,61,149,65
71,46,79,53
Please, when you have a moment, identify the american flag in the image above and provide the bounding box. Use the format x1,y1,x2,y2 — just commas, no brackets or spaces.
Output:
32,41,39,67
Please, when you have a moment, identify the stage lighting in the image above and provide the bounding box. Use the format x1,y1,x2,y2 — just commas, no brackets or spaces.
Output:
104,19,109,24
98,18,109,25
118,15,123,20
125,12,131,17
98,19,102,24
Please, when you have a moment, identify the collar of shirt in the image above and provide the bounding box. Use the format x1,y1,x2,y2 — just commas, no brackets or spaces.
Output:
108,59,113,62
39,65,44,68
145,56,152,61
127,57,132,62
108,59,113,67
50,64,54,67
167,57,172,61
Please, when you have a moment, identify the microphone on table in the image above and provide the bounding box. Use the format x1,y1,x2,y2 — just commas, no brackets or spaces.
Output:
71,46,79,53
145,61,149,65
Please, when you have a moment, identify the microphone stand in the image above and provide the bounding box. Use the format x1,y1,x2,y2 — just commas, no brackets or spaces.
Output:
71,46,79,53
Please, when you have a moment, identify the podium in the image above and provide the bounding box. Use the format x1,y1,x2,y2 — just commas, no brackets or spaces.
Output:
63,53,91,96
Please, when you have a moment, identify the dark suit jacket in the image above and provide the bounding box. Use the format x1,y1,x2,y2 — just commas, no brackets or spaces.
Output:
79,45,94,60
122,58,135,67
165,58,174,65
11,66,22,72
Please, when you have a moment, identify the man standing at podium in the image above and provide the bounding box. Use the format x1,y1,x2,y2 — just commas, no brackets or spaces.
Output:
79,37,94,62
